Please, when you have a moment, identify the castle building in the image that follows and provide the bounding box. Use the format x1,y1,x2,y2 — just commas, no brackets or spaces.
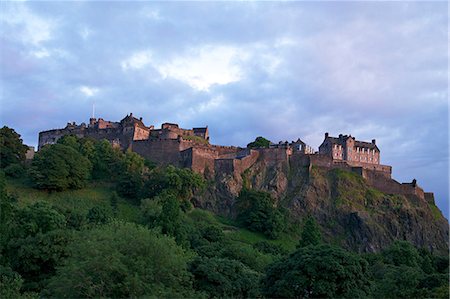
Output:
319,133,380,165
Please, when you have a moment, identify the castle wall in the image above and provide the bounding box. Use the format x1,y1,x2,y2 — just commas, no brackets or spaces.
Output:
190,147,219,177
132,139,182,165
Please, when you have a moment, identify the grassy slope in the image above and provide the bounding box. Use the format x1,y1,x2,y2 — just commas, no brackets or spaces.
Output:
6,178,298,253
6,178,140,223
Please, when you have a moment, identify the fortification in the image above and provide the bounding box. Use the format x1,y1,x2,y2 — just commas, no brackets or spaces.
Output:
38,114,433,201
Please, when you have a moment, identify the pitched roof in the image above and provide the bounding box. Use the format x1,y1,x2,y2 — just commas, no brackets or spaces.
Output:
324,135,379,151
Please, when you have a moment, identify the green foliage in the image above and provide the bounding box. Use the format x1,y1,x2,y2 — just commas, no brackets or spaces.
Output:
4,164,25,178
382,240,421,267
29,144,92,191
182,135,209,145
0,265,38,299
263,244,371,298
46,222,196,298
2,202,71,291
86,206,110,225
298,215,322,247
190,257,261,298
253,241,288,256
247,136,271,149
110,191,119,216
116,172,143,200
143,165,205,201
236,189,286,239
0,126,28,169
367,241,449,298
91,139,123,180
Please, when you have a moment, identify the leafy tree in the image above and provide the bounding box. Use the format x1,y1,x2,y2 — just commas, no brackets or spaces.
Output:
142,165,205,201
0,126,28,169
116,172,143,200
29,144,91,191
382,240,421,267
4,202,71,291
56,135,80,151
190,257,261,298
3,163,25,178
45,222,196,298
263,244,371,298
86,206,110,225
247,136,271,149
236,189,286,239
91,139,123,180
298,216,322,248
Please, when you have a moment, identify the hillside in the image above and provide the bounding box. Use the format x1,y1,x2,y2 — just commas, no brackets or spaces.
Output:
198,153,449,254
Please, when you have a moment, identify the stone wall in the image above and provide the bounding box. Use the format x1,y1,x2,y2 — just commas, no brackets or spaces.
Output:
132,139,183,165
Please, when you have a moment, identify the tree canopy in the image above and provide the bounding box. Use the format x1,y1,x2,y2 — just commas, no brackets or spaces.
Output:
29,144,92,191
247,136,271,149
45,222,196,298
0,126,28,168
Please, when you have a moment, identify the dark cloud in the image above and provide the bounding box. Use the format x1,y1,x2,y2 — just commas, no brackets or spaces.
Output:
1,1,447,217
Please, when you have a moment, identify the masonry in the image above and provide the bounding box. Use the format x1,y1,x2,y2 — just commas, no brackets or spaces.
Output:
38,114,433,201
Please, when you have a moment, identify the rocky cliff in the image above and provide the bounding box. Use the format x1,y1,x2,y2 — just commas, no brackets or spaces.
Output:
195,153,449,254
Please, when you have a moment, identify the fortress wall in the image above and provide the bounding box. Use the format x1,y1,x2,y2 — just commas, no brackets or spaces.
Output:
347,161,391,177
309,154,334,168
424,192,435,205
190,147,219,176
214,145,241,156
132,139,182,165
234,150,260,174
214,159,235,176
258,148,290,165
401,183,425,199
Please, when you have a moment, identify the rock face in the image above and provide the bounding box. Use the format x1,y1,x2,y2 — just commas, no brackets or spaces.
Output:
195,153,449,254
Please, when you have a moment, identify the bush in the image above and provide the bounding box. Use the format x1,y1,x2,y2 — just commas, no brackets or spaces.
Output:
0,127,28,169
45,222,197,298
263,244,371,298
3,164,25,178
236,189,286,239
29,144,91,191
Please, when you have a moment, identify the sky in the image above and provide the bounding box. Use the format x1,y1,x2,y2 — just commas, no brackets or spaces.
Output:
1,1,448,217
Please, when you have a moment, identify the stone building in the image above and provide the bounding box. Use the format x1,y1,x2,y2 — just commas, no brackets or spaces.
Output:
319,133,380,165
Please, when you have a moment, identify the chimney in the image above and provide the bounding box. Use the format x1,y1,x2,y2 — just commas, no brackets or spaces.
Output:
372,139,376,145
139,117,143,121
130,113,133,117
325,132,329,138
338,134,343,139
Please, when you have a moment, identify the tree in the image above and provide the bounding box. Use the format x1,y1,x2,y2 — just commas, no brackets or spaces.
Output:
382,240,421,268
0,126,28,168
29,144,91,191
4,202,71,291
247,136,271,149
298,216,322,248
143,165,205,200
190,257,261,298
263,244,371,298
45,222,196,298
236,189,286,239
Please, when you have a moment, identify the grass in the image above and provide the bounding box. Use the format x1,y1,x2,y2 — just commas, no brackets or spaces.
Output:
182,135,209,145
6,178,140,222
428,203,442,220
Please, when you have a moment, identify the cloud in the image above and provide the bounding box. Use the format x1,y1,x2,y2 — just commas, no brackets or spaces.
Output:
121,51,153,71
1,3,55,47
80,86,99,97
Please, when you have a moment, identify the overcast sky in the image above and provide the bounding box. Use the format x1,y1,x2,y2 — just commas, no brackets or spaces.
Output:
1,1,448,217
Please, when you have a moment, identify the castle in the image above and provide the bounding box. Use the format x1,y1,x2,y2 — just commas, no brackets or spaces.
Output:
38,114,434,202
